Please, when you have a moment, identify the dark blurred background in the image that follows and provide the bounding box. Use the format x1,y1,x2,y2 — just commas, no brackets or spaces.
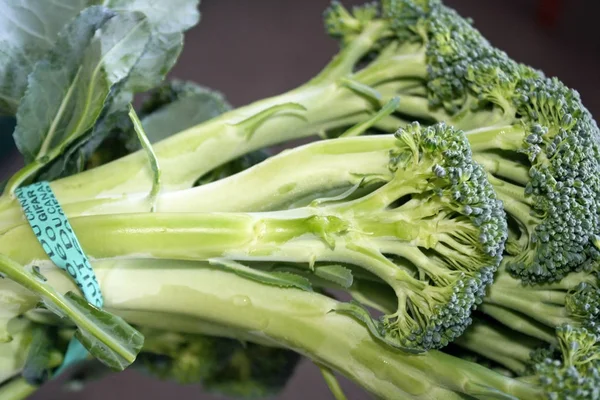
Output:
4,0,598,398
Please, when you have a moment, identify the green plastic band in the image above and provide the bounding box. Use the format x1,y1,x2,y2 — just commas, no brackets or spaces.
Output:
15,182,103,307
15,181,103,374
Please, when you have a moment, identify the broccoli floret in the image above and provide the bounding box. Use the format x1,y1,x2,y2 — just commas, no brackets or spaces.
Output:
331,122,507,350
324,1,379,46
481,266,600,342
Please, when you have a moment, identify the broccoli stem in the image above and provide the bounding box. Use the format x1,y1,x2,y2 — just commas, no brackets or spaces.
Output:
465,126,527,152
352,53,427,86
473,154,530,187
485,288,570,328
0,136,398,235
0,208,436,300
33,259,543,400
479,304,557,345
455,321,542,374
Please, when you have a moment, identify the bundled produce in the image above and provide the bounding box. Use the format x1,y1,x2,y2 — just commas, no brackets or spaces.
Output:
0,0,598,399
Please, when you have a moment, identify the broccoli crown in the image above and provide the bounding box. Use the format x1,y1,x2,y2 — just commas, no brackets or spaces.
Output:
530,325,600,400
390,122,507,260
337,122,506,351
326,0,600,283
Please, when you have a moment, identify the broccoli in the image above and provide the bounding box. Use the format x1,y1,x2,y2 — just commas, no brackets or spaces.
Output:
1,0,599,399
330,269,600,399
0,124,507,352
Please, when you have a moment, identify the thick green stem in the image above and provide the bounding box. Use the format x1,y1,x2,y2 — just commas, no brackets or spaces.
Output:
0,135,400,235
34,259,543,400
2,160,46,197
307,21,388,85
352,52,427,86
79,136,396,215
0,30,393,210
494,190,538,230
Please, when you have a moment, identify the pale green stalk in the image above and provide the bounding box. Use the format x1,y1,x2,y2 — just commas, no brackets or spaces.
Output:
19,259,543,400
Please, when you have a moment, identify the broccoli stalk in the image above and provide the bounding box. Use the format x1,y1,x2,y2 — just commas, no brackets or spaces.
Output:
453,319,544,374
480,266,600,342
0,377,37,400
6,258,543,400
0,124,507,352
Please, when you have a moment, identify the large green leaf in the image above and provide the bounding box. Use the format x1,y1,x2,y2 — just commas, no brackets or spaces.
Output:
0,255,144,371
105,0,200,92
0,0,96,115
20,1,202,183
7,7,151,191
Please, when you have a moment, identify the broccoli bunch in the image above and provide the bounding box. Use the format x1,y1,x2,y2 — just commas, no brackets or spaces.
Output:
1,0,600,399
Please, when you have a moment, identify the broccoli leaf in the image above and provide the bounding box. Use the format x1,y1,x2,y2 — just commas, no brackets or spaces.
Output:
8,7,151,191
0,0,94,115
104,0,200,93
16,1,202,183
209,259,313,292
0,255,144,371
314,265,354,289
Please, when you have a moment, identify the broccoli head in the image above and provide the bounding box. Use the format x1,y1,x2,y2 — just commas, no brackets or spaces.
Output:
333,122,507,350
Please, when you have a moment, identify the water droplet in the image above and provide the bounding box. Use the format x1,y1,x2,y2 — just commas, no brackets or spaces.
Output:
232,295,251,307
